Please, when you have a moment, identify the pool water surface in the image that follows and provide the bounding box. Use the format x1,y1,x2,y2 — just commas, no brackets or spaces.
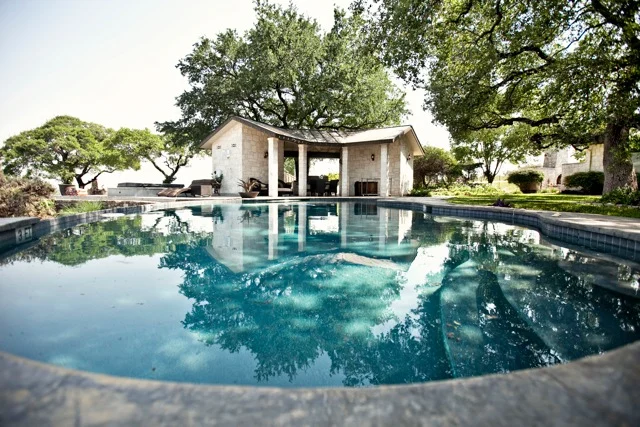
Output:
0,202,638,387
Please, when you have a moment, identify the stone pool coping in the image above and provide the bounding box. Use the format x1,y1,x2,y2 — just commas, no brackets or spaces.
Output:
1,196,640,425
1,342,638,426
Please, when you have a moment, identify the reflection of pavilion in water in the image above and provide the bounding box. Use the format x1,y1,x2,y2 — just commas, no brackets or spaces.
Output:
201,202,416,273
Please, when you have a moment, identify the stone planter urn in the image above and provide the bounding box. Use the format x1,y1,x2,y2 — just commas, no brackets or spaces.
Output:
58,183,76,195
238,191,260,198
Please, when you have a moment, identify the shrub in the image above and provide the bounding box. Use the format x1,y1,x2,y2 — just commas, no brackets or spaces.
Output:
506,169,544,185
0,172,56,218
564,171,604,195
57,201,106,215
408,187,431,197
540,187,560,194
431,183,504,196
600,187,640,206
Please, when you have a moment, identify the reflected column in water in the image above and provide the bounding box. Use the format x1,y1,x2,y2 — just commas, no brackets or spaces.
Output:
340,204,348,248
298,204,307,252
379,207,389,250
269,204,279,260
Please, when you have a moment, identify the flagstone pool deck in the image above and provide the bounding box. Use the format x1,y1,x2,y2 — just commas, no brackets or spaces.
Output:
1,196,639,426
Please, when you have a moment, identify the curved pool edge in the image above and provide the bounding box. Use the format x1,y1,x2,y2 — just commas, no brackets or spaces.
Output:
1,342,639,426
1,197,640,425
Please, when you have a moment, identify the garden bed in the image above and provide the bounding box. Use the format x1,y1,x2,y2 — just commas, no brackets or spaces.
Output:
55,200,150,216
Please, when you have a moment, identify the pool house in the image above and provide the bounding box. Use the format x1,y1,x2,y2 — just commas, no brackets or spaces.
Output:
200,116,424,197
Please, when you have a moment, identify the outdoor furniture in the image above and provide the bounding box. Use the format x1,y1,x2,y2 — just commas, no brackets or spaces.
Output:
118,182,183,188
306,176,327,196
355,179,379,196
327,180,339,196
157,180,216,197
249,178,269,196
249,178,294,196
278,179,294,196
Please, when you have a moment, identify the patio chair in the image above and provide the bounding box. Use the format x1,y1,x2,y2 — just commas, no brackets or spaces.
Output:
327,180,339,196
249,178,269,196
249,178,294,196
312,177,327,196
157,180,215,197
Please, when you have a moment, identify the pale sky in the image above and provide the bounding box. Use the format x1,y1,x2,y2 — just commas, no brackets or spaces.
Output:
0,0,451,187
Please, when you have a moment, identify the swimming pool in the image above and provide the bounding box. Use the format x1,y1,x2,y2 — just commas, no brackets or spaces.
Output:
0,202,638,387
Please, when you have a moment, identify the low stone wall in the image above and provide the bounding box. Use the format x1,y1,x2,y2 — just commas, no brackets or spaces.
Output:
108,187,169,197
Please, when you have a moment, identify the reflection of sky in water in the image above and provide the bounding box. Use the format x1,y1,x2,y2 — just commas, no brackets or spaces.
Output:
0,202,639,388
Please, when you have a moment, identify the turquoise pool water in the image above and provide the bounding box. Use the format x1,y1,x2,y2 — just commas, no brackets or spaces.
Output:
0,202,638,387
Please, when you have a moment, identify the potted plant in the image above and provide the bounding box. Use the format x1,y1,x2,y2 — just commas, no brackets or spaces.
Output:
507,169,544,193
58,178,76,196
238,179,259,198
212,172,224,195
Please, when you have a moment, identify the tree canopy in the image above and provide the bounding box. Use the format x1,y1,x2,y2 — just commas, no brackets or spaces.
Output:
452,126,540,183
110,128,198,184
0,116,139,187
158,1,407,144
413,146,460,187
361,0,640,193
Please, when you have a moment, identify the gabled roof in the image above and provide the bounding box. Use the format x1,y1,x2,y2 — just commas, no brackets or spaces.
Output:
200,116,425,156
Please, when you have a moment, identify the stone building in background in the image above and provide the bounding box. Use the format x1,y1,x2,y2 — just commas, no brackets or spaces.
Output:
535,145,640,189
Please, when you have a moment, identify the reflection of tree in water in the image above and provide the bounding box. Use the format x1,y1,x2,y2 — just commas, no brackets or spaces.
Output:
162,241,416,383
0,210,207,266
444,221,640,365
6,206,638,386
158,214,466,386
160,215,640,385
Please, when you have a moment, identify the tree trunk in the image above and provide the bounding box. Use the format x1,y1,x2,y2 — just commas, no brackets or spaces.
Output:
602,123,638,193
483,168,495,184
75,175,86,189
162,172,178,184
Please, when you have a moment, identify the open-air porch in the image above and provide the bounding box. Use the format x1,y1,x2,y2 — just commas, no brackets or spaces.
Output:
200,116,424,197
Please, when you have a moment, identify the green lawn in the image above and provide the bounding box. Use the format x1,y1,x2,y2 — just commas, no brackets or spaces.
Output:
448,193,640,219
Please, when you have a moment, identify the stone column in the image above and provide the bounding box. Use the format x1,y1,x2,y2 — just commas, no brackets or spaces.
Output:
298,144,308,196
297,203,307,252
268,204,279,260
380,144,389,197
341,146,349,196
278,141,285,180
268,137,279,198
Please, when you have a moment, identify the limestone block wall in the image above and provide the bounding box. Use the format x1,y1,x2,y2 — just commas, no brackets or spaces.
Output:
398,136,414,196
536,167,561,188
211,122,244,195
346,144,382,196
242,126,270,185
386,137,414,196
388,140,401,195
561,162,590,179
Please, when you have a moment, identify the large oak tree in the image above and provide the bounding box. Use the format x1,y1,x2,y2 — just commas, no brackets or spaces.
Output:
361,0,640,193
158,1,407,143
0,116,139,188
